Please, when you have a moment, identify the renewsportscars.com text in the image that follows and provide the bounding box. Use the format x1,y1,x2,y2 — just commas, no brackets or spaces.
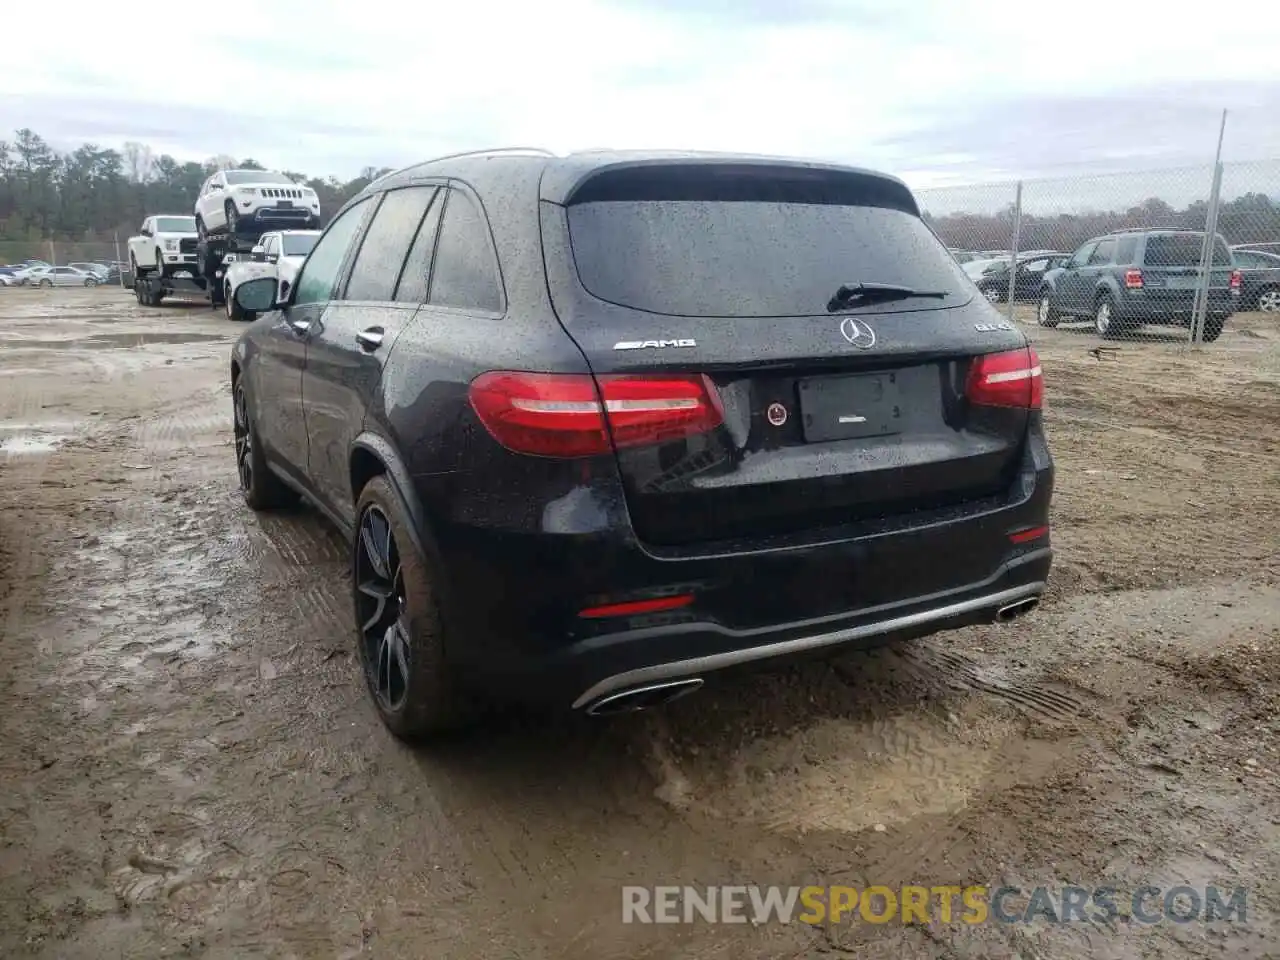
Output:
621,885,1248,925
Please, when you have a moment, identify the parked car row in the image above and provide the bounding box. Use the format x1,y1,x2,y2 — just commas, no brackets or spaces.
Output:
0,259,123,287
950,232,1280,341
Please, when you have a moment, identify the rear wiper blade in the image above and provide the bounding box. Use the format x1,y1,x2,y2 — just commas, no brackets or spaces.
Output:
826,281,950,312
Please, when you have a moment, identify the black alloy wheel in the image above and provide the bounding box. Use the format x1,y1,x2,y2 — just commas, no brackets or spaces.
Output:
233,383,254,492
355,505,411,714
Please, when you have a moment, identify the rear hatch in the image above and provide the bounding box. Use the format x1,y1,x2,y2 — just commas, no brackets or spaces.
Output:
544,161,1037,548
1140,232,1234,299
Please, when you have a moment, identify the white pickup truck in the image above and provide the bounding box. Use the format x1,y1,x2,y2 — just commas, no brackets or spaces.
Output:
128,215,200,278
221,230,321,320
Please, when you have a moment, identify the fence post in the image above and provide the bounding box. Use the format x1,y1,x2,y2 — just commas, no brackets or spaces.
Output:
114,232,124,287
1006,181,1023,322
1191,110,1229,345
1192,161,1225,345
48,239,56,269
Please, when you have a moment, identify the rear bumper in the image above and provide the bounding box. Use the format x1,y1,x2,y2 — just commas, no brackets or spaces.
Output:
1117,291,1236,321
424,432,1054,710
567,553,1049,708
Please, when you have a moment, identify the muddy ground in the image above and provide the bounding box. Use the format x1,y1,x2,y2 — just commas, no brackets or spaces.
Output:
1,287,1277,959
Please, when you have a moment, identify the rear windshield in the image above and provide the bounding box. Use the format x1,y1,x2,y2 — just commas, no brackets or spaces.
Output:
567,200,969,318
1144,234,1231,267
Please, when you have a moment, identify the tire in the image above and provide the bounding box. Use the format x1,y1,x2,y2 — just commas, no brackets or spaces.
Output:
155,247,167,278
39,278,52,288
83,277,98,287
225,200,240,235
1202,317,1226,343
232,378,295,510
354,474,471,740
225,284,242,321
195,215,206,241
1037,293,1061,327
983,286,1003,304
1256,287,1280,313
1093,295,1118,339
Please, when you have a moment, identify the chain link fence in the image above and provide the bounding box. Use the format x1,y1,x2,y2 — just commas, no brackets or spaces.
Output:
916,158,1280,342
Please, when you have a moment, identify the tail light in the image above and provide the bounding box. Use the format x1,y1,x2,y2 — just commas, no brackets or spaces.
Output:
965,347,1043,410
468,371,723,458
1230,269,1242,291
1124,269,1143,289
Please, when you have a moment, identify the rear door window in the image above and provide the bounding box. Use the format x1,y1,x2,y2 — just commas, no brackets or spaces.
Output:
428,189,504,314
1115,237,1138,264
394,190,445,304
566,192,968,317
1144,234,1231,266
343,186,437,302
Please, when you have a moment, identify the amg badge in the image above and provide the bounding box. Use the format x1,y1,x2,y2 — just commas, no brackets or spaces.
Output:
613,339,697,351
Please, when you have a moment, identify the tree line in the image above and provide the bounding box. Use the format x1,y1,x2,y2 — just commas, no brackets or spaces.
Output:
0,128,391,260
3,126,1278,262
925,193,1280,254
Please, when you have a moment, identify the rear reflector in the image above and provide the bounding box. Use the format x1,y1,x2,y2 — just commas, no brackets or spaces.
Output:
1124,269,1143,289
1230,269,1242,290
966,347,1043,410
1009,525,1049,544
469,371,723,458
579,594,695,618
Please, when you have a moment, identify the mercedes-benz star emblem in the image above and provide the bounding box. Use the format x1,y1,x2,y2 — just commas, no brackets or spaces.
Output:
839,317,877,349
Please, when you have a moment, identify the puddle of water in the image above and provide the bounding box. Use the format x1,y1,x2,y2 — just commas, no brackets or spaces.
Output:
2,435,68,455
3,332,229,351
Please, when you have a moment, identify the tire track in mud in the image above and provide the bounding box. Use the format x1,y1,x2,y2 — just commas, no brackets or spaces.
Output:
873,641,1096,727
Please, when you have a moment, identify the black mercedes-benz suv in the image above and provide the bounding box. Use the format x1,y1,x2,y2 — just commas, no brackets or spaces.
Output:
229,148,1054,739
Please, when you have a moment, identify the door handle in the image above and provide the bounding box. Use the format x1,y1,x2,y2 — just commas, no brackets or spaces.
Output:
356,327,385,351
289,319,311,336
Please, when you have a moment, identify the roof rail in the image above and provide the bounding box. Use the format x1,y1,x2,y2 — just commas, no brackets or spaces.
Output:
365,148,555,189
424,146,556,164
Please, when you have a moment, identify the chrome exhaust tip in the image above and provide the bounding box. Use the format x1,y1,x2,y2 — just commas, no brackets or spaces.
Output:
584,678,704,717
995,596,1040,623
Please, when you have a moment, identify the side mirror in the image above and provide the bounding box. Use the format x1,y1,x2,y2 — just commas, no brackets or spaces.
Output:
210,183,223,192
233,276,279,313
250,246,266,262
277,280,291,304
140,229,151,238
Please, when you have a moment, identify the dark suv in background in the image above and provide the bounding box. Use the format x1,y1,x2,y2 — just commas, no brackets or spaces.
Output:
1037,229,1241,341
230,148,1054,739
965,252,1068,304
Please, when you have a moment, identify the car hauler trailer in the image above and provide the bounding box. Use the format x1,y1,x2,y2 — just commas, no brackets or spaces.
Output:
126,232,268,311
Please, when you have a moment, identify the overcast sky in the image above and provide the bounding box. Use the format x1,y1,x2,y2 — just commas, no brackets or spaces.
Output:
5,0,1280,193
